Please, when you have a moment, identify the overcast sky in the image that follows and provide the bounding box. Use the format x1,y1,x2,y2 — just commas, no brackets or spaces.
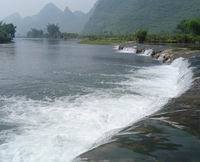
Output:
0,0,97,20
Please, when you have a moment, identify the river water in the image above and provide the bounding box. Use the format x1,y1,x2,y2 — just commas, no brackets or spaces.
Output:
0,39,193,162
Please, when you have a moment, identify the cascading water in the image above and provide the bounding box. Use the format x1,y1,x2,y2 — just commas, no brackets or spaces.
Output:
142,49,154,56
0,41,193,162
0,56,193,162
118,47,137,54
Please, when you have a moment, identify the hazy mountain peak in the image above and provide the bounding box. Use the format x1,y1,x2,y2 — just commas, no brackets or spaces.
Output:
64,6,72,13
43,3,58,10
3,2,91,36
39,3,62,15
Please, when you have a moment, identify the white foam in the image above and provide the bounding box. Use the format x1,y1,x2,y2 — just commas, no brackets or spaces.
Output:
118,47,137,54
141,49,154,56
0,58,193,162
116,47,153,56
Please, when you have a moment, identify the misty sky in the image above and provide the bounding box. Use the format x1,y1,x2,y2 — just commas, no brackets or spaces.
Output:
0,0,97,20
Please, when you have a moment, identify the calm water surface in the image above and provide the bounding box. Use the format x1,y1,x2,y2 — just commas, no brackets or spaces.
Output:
0,39,157,99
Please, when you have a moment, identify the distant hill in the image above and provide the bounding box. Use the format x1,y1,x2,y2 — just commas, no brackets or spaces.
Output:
83,0,200,34
3,3,90,36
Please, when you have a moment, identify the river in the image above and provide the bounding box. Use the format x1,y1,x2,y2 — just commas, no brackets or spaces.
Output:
0,39,193,162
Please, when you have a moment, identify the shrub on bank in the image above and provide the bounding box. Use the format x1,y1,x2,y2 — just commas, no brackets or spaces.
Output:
0,22,16,43
134,29,148,43
0,30,9,43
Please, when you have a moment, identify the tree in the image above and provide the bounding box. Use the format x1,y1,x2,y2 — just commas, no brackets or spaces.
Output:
135,29,148,43
62,33,79,40
176,20,189,33
2,23,16,38
176,18,200,35
27,28,44,38
47,24,61,38
188,19,200,35
0,22,16,43
0,29,9,43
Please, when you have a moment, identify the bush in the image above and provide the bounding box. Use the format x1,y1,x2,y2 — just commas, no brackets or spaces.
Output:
173,34,194,43
47,24,61,38
176,18,200,35
135,29,148,43
0,22,16,43
27,28,44,38
0,30,9,43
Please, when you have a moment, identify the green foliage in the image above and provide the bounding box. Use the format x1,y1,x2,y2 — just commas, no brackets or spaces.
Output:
26,26,79,40
177,18,200,35
177,20,190,34
62,33,79,40
27,29,44,38
135,30,148,43
0,22,16,43
2,23,16,38
47,24,61,38
0,30,9,43
80,36,126,45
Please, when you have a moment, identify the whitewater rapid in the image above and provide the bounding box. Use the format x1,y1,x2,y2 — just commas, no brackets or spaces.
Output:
0,58,193,162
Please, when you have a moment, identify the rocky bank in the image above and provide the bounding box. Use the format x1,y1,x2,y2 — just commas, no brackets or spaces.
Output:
118,44,200,63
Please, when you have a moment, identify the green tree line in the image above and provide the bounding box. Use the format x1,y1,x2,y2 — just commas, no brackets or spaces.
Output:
26,18,200,45
27,24,78,39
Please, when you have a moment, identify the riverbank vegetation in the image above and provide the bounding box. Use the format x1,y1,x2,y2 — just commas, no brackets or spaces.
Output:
27,29,44,38
0,22,16,43
25,18,200,47
27,24,79,40
81,18,200,46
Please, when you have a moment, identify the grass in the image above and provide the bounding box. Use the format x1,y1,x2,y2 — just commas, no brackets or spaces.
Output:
79,37,128,45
